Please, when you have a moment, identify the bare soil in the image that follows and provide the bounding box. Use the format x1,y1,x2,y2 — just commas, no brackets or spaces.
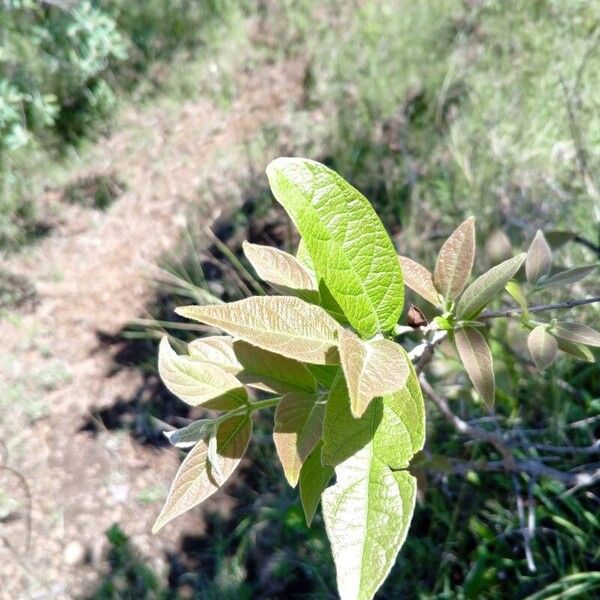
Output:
0,56,306,599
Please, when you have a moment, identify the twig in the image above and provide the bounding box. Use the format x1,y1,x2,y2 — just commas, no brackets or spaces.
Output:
479,296,600,320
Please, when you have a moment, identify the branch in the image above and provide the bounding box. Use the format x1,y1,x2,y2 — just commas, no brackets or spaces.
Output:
479,295,600,320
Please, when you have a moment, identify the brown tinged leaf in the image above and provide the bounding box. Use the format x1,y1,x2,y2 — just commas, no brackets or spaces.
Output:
153,415,252,533
433,217,475,301
407,304,428,328
553,322,600,348
456,253,526,320
454,326,495,407
273,392,326,487
526,230,552,284
398,256,440,306
337,328,410,418
527,326,558,371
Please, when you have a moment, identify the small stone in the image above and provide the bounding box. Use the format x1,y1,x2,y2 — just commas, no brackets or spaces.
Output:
63,541,86,566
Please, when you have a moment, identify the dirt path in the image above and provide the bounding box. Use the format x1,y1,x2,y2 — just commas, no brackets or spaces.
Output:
0,57,306,599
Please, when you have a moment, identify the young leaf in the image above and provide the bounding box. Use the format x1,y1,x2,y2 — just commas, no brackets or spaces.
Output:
505,281,529,319
433,217,475,301
187,335,242,372
552,322,600,348
338,327,409,418
165,419,215,448
296,238,316,275
527,325,558,371
242,241,320,303
526,230,552,284
176,296,340,365
322,362,425,469
158,337,247,410
273,392,326,487
556,338,595,362
454,327,495,406
267,157,404,337
398,256,440,306
299,442,334,526
322,452,416,600
537,265,597,288
456,253,526,320
153,415,252,533
233,340,317,394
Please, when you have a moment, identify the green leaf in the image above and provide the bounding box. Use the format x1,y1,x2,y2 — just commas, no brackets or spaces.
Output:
320,374,420,600
556,338,595,362
242,241,320,303
527,325,558,371
338,327,409,418
177,296,340,365
433,217,475,301
454,327,495,406
296,238,317,276
537,265,598,288
552,322,600,348
526,230,552,284
299,441,333,526
158,337,247,410
153,415,252,533
189,336,317,394
267,157,404,337
456,253,526,319
505,281,529,319
306,364,340,388
322,362,425,469
544,230,575,249
398,256,441,306
273,392,326,487
165,419,216,448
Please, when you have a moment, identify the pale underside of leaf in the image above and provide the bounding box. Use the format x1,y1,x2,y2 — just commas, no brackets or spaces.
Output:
398,256,440,306
243,241,319,303
433,216,475,301
456,253,526,319
454,327,495,406
165,419,215,448
158,337,247,410
556,338,595,362
299,441,334,526
322,436,417,600
338,327,409,418
553,322,600,348
538,264,597,288
187,335,242,372
153,415,252,533
176,296,340,365
273,392,326,487
526,229,552,284
527,325,558,371
267,157,404,337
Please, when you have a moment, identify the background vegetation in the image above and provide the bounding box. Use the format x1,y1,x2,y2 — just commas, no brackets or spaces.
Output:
2,1,599,598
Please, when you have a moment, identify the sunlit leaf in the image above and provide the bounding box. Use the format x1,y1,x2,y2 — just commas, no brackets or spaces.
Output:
153,415,252,533
398,256,440,306
296,238,317,276
338,327,409,418
527,325,558,371
454,327,495,406
456,253,526,319
537,265,597,288
273,392,326,487
556,338,595,362
177,296,340,365
505,281,529,319
267,157,404,337
299,442,333,526
158,337,247,410
188,335,241,372
553,322,600,348
243,241,319,303
433,217,475,301
165,419,215,448
320,375,420,600
526,230,552,284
